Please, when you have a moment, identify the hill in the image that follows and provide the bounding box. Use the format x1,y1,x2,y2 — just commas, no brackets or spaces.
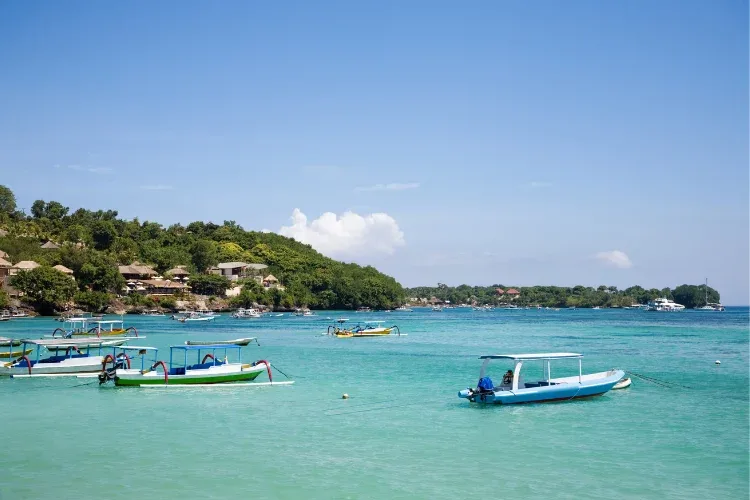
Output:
0,185,405,312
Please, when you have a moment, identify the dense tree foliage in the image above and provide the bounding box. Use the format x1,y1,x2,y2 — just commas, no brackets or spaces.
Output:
672,284,720,309
0,185,17,219
406,283,721,309
0,186,405,311
189,274,232,296
10,266,78,314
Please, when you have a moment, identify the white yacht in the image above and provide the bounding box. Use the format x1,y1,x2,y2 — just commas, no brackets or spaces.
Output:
647,297,685,312
696,279,725,311
231,308,262,319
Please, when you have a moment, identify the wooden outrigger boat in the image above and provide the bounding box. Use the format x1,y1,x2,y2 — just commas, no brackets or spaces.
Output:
99,342,289,387
2,337,130,377
0,337,32,360
51,318,137,338
185,338,259,346
458,353,624,405
326,319,402,338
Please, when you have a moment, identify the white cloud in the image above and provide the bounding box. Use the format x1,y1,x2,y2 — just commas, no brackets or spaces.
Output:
595,250,633,269
355,182,420,192
140,185,174,191
54,164,113,174
529,181,552,188
279,208,405,259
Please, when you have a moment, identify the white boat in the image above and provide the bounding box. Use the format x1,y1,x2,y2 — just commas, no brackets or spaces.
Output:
2,338,128,377
176,312,216,322
613,377,632,390
431,306,443,312
395,306,413,312
303,310,315,317
458,353,624,405
696,279,725,311
231,308,262,319
185,338,258,346
647,298,685,312
141,309,165,317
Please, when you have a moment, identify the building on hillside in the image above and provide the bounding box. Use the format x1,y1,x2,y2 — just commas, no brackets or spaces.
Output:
118,262,158,280
166,266,190,282
11,261,40,275
132,279,190,296
0,257,12,280
53,264,75,279
41,241,60,249
506,288,521,299
210,262,268,281
495,288,505,296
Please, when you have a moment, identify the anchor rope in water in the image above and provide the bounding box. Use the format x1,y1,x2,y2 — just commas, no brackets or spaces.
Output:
325,401,426,416
624,370,691,389
269,363,294,380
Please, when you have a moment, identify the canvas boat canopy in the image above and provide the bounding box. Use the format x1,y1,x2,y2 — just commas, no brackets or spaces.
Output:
479,353,582,360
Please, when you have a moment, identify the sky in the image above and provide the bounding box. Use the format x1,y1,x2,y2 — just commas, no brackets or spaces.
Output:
0,0,748,303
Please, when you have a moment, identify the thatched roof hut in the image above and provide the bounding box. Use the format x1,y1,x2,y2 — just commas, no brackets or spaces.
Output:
118,262,157,278
41,241,60,249
14,260,40,271
0,257,12,268
263,274,279,283
53,264,74,275
167,266,190,277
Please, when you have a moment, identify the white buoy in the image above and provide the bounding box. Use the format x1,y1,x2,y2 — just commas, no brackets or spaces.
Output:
715,360,721,365
342,393,349,399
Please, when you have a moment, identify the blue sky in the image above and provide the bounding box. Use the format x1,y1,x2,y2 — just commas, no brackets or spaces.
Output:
1,1,748,303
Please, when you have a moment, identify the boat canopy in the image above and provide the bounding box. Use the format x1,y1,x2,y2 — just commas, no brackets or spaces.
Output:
22,338,122,347
171,344,244,351
479,353,582,360
116,345,158,351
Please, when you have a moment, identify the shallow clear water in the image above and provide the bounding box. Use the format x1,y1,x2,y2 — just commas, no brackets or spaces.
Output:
1,308,748,499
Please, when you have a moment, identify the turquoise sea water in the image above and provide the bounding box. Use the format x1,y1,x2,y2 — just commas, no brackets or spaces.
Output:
0,308,748,499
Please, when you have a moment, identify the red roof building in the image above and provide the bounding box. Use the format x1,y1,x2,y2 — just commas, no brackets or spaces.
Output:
495,288,505,295
506,288,520,295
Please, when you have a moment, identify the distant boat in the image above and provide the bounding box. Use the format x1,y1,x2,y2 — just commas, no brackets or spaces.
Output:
395,306,412,312
696,278,724,311
231,308,262,319
647,298,685,312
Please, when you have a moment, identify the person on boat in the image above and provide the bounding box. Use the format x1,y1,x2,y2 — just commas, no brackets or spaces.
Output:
502,370,514,385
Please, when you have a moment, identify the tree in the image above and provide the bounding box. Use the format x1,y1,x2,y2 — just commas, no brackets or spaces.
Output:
190,240,218,272
44,201,69,220
31,200,46,219
74,291,111,312
91,220,116,250
0,185,17,218
189,274,231,296
11,266,77,314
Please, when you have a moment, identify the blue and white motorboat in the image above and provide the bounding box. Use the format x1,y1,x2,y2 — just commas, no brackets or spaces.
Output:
458,353,624,405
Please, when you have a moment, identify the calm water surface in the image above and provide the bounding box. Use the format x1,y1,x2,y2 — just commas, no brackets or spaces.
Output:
1,308,748,499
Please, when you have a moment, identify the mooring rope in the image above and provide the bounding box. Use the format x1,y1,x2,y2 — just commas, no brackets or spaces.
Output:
624,370,691,389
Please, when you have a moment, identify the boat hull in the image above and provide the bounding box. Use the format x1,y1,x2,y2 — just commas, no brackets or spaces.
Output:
0,349,32,359
3,355,105,377
460,370,624,405
113,364,265,386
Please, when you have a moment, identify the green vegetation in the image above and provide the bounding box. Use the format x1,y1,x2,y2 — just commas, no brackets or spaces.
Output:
406,283,721,309
10,266,78,314
0,185,405,313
